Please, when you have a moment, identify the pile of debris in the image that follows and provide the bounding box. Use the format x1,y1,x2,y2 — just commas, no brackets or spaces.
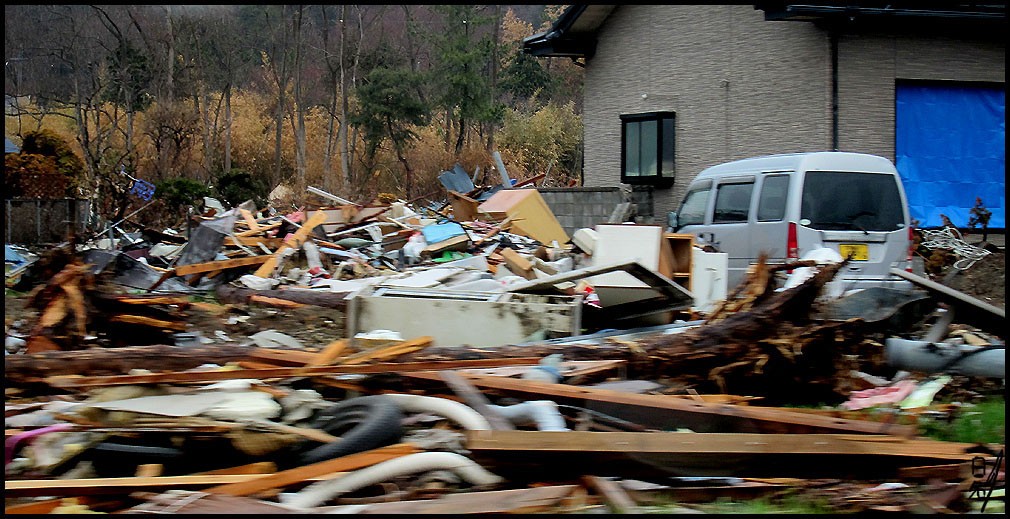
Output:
4,171,1005,514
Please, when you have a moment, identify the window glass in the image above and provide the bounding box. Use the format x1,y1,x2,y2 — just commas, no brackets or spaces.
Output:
757,174,790,221
713,182,754,223
640,119,657,176
678,184,711,226
801,172,904,231
661,118,675,176
624,122,640,176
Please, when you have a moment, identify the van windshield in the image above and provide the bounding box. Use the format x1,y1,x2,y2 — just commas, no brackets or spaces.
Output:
801,172,905,231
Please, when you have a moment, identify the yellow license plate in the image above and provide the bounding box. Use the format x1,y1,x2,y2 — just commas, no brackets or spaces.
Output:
839,243,869,261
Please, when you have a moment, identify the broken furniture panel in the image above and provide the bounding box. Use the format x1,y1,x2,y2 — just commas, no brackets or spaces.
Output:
477,188,569,247
347,286,583,348
507,261,693,322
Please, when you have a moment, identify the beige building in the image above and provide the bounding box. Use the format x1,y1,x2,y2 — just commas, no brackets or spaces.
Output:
524,4,1005,226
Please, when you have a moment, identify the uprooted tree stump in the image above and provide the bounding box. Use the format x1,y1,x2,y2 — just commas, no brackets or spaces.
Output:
399,259,887,404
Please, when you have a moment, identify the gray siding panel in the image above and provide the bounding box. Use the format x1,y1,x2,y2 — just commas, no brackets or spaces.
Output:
582,5,1004,222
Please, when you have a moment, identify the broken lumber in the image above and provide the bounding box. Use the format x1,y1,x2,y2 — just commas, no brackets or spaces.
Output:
465,431,979,480
253,210,328,278
582,475,639,514
403,372,915,436
317,485,579,514
205,443,419,497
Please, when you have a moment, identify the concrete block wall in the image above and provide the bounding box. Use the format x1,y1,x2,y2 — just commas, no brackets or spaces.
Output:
538,187,655,237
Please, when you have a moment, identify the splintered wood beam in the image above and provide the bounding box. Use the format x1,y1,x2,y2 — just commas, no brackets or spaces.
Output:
403,372,917,437
466,431,978,459
5,475,275,497
309,339,349,366
45,358,543,387
106,315,187,331
582,475,638,514
253,210,328,278
223,236,284,248
314,485,580,515
235,221,281,237
174,256,271,276
339,336,434,365
240,208,260,232
205,443,420,497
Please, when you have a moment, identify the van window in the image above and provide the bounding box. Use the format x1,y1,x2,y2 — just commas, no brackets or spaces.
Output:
713,182,754,223
801,172,905,231
757,174,790,222
678,182,711,226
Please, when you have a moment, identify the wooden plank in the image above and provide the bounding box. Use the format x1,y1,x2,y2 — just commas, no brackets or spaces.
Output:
309,339,349,366
205,443,419,497
235,221,281,237
317,485,579,514
247,347,320,366
249,295,307,308
174,256,271,276
107,314,187,331
500,247,535,280
897,462,972,481
339,336,433,365
240,208,260,232
46,358,543,388
402,372,917,436
466,431,977,459
582,475,639,514
5,474,274,497
439,370,515,430
223,236,284,248
253,210,328,278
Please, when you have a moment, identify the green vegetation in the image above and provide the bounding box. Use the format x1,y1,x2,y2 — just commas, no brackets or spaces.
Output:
918,397,1005,444
638,493,834,514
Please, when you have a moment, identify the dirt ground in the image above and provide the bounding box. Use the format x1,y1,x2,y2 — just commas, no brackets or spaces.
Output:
945,250,1005,310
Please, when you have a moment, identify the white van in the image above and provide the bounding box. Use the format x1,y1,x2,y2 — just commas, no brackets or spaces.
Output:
668,152,915,290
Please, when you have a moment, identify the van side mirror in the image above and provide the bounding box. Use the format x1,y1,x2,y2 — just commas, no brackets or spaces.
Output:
667,211,679,231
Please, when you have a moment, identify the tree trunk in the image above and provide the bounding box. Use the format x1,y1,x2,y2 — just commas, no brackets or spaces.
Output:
196,83,213,180
5,344,255,383
292,6,306,205
215,284,350,309
487,4,501,152
398,262,865,402
455,115,466,155
223,85,232,174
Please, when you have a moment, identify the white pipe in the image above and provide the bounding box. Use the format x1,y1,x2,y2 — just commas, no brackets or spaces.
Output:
283,452,504,509
382,394,491,431
488,400,569,432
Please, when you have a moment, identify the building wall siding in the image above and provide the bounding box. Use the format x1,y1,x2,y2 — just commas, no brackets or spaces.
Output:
582,5,1004,221
836,29,1006,160
584,5,830,220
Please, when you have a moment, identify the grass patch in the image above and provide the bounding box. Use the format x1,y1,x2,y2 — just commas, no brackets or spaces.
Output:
639,493,834,514
918,397,1005,444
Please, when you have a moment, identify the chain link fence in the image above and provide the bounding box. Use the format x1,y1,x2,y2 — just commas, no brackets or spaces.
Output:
4,198,91,244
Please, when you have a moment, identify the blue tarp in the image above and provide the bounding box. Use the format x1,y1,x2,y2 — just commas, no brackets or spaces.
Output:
421,222,466,245
895,84,1005,229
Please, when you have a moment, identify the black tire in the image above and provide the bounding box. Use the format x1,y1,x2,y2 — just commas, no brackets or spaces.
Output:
294,395,403,466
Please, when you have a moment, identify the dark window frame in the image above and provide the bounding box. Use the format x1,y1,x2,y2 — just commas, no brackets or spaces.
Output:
620,111,675,187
